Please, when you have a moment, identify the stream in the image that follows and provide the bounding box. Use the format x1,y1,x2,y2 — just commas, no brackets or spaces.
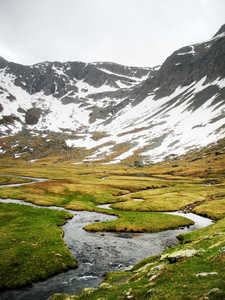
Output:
0,175,213,300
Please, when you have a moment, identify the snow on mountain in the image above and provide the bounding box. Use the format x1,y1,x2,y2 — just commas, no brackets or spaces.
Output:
0,25,225,163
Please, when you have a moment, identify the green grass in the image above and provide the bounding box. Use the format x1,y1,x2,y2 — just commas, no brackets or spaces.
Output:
0,140,224,295
0,202,78,289
84,210,193,233
193,196,225,220
110,181,219,212
0,175,32,185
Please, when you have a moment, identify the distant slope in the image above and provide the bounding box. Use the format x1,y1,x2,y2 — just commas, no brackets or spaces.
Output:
0,24,224,163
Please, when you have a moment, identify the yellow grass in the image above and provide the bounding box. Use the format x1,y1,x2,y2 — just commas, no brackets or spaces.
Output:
0,138,224,220
193,199,225,220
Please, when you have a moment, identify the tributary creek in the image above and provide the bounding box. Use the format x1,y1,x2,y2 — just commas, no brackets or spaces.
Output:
0,175,213,300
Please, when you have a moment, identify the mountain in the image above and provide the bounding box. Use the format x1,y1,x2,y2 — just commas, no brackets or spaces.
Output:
0,25,225,164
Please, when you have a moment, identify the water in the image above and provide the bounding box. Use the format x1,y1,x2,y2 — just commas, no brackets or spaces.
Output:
0,176,214,300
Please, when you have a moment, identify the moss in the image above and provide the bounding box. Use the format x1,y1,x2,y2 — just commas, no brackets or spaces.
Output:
48,294,71,300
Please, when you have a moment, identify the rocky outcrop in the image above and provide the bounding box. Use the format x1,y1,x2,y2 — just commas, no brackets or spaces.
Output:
93,62,151,78
25,108,41,125
0,59,150,102
160,249,199,263
132,24,225,102
0,115,21,125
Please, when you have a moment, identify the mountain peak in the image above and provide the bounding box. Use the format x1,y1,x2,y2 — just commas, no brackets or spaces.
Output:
213,24,225,38
0,25,225,164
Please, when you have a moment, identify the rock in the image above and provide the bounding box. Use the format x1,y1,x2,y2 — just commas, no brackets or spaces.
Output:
196,272,218,277
147,288,157,295
99,282,112,289
189,156,203,162
141,264,167,282
25,108,41,125
205,288,221,298
82,287,96,294
125,289,134,299
215,151,224,156
17,107,26,113
123,265,134,271
220,247,225,253
136,262,154,272
147,264,167,277
149,274,158,281
61,96,80,105
0,115,21,125
213,232,225,236
161,249,198,263
134,160,144,167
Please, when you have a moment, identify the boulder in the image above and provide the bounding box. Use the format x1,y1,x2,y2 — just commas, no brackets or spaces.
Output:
196,272,218,277
25,108,41,125
134,160,144,167
205,288,221,298
160,249,198,263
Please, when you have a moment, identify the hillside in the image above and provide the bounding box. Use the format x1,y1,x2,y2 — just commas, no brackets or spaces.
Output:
0,24,225,164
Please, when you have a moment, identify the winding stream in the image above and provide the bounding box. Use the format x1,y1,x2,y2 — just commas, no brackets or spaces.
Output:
0,175,213,300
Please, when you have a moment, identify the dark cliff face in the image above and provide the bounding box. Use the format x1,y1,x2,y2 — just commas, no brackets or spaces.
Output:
213,24,225,37
0,59,151,99
132,24,225,102
93,62,151,78
1,24,224,105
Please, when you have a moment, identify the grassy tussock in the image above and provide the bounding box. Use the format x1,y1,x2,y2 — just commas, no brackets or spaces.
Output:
84,211,193,232
0,203,78,290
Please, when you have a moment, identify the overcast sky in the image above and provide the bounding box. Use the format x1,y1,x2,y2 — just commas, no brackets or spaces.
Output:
0,0,224,67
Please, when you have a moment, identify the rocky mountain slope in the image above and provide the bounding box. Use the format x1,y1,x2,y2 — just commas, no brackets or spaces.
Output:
0,24,225,163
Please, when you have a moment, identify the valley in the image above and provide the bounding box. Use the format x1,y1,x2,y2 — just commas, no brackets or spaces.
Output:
0,139,224,299
0,24,224,300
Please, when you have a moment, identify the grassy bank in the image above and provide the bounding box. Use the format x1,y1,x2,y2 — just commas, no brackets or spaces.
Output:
0,203,78,290
49,218,225,300
84,210,193,233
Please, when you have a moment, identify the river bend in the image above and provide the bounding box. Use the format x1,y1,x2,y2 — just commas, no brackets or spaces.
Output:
0,175,213,300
